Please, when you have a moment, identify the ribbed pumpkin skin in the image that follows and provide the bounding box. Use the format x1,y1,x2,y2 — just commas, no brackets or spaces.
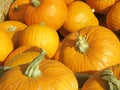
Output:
81,64,120,90
59,26,120,73
0,21,27,48
24,0,68,30
4,51,40,67
0,60,78,90
63,1,99,32
85,0,120,15
18,24,59,58
0,30,13,62
106,2,120,33
3,45,40,65
8,0,30,23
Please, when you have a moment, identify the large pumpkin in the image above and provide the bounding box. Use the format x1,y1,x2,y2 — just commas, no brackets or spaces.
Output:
81,64,120,90
18,24,59,58
85,0,120,15
3,45,41,65
59,26,120,74
0,21,27,48
106,2,120,34
24,0,68,30
0,49,78,90
8,0,30,23
63,1,99,32
0,30,13,62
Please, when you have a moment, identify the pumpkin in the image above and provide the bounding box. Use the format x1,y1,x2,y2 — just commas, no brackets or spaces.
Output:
106,2,120,35
81,64,120,90
85,0,120,15
63,1,99,33
8,0,30,23
64,0,74,5
0,49,78,90
58,26,120,74
24,0,68,30
18,24,59,58
0,30,13,62
3,45,41,65
0,0,14,22
0,21,27,49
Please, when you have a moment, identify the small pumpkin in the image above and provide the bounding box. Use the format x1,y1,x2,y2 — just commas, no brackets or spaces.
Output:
106,2,120,34
18,24,59,58
0,30,13,62
59,26,120,74
0,49,78,90
3,45,41,65
81,64,120,90
24,0,68,30
85,0,120,15
0,21,27,49
8,0,30,23
63,1,99,32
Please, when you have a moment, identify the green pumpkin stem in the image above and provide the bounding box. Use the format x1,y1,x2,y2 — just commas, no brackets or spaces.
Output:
75,34,89,54
31,0,41,7
25,49,46,78
8,26,17,32
101,70,120,90
0,66,11,77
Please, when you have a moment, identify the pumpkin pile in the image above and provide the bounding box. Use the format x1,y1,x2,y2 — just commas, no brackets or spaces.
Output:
0,0,120,89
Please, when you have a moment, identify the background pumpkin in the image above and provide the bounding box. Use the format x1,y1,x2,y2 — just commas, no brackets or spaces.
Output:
18,24,59,58
3,45,41,65
81,64,120,90
85,0,120,15
24,0,68,30
106,2,120,35
0,21,27,49
8,0,30,23
0,30,13,62
0,49,78,90
58,26,120,74
63,1,99,33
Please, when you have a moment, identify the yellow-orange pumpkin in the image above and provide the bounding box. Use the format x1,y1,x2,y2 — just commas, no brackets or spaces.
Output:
0,21,27,49
0,49,78,90
24,0,68,30
81,64,120,90
0,30,13,62
85,0,120,15
59,26,120,74
8,0,30,23
18,24,59,58
63,1,99,32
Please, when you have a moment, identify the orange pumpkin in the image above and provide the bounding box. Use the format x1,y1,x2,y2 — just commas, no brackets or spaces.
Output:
81,64,120,90
106,2,120,34
0,21,27,49
59,26,120,74
24,0,68,30
85,0,120,15
0,49,78,90
3,45,41,65
18,24,59,58
8,0,30,23
63,1,99,32
0,30,13,62
65,0,74,5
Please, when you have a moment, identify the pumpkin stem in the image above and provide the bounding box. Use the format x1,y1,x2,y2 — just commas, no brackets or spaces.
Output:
31,0,41,7
101,70,120,90
75,34,89,54
24,49,46,78
0,66,11,77
13,6,19,12
8,26,17,32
